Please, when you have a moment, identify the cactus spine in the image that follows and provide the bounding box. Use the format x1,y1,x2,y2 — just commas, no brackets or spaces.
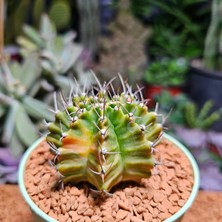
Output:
46,76,163,193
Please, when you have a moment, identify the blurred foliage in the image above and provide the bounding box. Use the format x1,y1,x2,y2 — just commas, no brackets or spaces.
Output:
0,15,94,156
144,58,188,86
17,14,84,96
0,56,53,156
154,91,190,126
130,0,210,60
5,0,75,44
154,92,222,131
185,100,222,130
203,0,222,71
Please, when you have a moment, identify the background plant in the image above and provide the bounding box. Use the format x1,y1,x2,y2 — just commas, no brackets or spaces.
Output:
153,91,191,127
203,0,222,71
4,0,75,44
0,56,53,156
184,100,222,130
144,58,188,86
130,0,210,60
17,14,92,97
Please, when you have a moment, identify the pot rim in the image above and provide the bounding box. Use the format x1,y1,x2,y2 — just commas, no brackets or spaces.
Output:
18,133,200,222
189,65,222,80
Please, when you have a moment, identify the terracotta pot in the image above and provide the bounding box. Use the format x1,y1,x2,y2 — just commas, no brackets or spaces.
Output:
144,84,183,107
18,134,200,222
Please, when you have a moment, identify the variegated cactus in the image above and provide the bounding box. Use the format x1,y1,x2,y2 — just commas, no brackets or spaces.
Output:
46,75,163,194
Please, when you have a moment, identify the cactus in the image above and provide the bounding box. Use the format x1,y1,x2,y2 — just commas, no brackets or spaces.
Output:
203,0,222,70
46,75,163,194
49,0,71,30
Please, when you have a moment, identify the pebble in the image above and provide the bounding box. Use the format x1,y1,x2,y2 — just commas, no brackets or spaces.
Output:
44,199,51,214
178,199,185,207
116,209,128,220
119,201,130,211
83,208,94,216
24,139,194,222
153,193,165,203
169,193,179,202
77,205,88,215
133,196,141,205
102,215,115,222
70,187,82,196
130,216,144,222
168,206,180,214
68,211,82,222
91,215,100,221
143,212,153,221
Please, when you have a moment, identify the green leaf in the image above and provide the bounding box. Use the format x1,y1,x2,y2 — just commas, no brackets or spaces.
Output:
2,102,19,144
55,75,74,95
40,14,56,41
15,103,39,147
60,43,82,73
9,130,25,157
22,96,54,121
48,36,64,55
17,36,39,51
20,54,42,88
23,25,44,48
9,61,21,76
27,80,42,97
41,59,58,75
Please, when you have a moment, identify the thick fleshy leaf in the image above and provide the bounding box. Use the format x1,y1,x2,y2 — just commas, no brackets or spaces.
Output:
17,36,39,51
62,31,76,44
55,75,74,96
23,25,45,48
9,130,24,157
15,104,39,147
47,36,64,55
20,54,42,88
22,96,54,121
41,59,58,75
27,80,42,97
2,102,19,144
9,62,22,79
60,43,83,73
40,14,56,41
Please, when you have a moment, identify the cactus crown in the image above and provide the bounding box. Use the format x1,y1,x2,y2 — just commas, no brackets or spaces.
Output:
46,75,163,194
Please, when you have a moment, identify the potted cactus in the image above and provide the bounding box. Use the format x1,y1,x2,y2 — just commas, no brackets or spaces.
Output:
18,75,199,222
185,0,222,131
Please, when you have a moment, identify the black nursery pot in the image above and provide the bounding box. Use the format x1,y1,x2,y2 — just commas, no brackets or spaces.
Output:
185,65,222,131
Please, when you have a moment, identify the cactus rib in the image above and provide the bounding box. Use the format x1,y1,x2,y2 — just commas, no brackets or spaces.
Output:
46,77,163,193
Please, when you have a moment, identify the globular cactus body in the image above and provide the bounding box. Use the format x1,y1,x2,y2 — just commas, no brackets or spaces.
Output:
46,77,163,193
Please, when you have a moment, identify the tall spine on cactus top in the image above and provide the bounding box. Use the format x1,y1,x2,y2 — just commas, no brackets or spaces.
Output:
46,75,163,194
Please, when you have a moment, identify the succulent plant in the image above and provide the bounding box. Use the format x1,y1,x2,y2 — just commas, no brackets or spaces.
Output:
185,100,222,130
5,0,73,43
17,14,83,94
0,56,53,156
46,75,163,194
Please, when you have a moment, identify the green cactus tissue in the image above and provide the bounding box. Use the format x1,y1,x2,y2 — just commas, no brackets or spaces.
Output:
46,75,163,194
